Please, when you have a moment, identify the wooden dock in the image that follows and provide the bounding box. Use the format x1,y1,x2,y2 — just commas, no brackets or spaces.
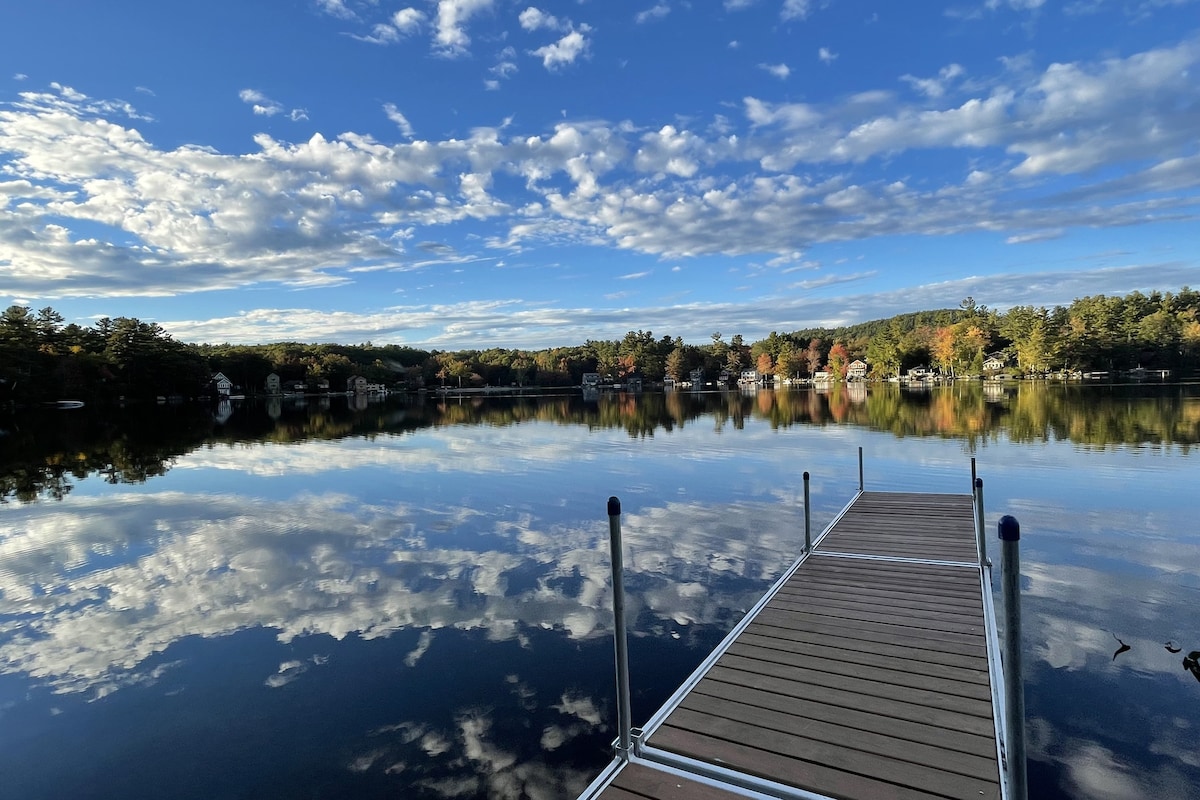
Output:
579,489,1008,800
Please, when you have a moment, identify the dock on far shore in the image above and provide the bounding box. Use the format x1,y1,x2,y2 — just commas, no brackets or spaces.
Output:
580,460,1026,800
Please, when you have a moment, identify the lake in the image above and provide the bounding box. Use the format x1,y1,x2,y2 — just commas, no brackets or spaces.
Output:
0,382,1197,800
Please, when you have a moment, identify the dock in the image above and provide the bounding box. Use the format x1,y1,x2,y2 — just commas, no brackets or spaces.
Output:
579,464,1024,800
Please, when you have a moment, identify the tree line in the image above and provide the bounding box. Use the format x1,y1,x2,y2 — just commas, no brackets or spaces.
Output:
2,287,1196,404
4,382,1195,503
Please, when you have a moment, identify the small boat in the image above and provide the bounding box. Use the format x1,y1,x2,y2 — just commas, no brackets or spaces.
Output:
49,400,85,409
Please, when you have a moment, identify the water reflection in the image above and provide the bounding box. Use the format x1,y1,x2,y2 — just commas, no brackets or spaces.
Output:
0,487,805,699
1,383,1196,505
0,385,1198,799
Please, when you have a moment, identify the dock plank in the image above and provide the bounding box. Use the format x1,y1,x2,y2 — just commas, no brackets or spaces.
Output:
583,490,1003,800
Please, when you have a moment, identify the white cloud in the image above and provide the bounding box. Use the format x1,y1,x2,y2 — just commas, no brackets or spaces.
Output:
530,28,590,70
384,103,416,137
288,108,309,122
818,47,837,63
316,0,358,20
635,3,671,23
434,0,494,56
518,7,564,31
759,62,791,79
901,63,966,98
393,7,426,33
238,88,284,116
489,53,519,84
2,39,1199,313
13,73,28,81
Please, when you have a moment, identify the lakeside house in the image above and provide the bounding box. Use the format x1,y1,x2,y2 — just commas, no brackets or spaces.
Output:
738,369,760,385
983,352,1006,373
689,368,704,386
211,372,232,397
625,374,643,392
847,360,868,380
581,373,601,388
347,375,368,394
265,372,282,395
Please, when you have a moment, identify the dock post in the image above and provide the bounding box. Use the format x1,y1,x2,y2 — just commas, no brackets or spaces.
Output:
999,515,1028,800
803,471,811,552
607,496,634,759
971,457,977,492
857,446,864,491
974,478,987,567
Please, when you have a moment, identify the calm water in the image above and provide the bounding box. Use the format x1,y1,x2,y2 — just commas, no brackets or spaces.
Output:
0,383,1197,800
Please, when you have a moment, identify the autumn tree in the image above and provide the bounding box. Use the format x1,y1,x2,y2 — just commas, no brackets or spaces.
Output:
756,351,774,376
827,341,849,381
804,338,822,377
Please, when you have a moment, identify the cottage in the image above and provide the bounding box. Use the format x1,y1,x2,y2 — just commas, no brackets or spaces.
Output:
624,374,643,392
581,373,601,388
738,369,760,385
265,372,282,395
983,352,1006,372
689,368,705,386
211,372,233,397
347,375,368,394
847,359,869,380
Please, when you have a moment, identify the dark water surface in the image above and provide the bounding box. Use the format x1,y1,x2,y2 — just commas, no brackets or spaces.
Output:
0,383,1197,799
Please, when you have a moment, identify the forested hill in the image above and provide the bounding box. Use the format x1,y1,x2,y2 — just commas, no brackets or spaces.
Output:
1,288,1196,405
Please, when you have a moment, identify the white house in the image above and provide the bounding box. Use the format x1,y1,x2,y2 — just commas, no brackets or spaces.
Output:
847,360,869,380
211,372,233,397
983,352,1006,372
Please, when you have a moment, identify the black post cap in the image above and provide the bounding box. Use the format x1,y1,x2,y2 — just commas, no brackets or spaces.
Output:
998,515,1020,541
608,496,621,516
975,477,983,489
803,471,810,480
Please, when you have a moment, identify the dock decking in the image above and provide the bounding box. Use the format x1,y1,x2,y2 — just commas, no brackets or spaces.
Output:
579,489,1006,800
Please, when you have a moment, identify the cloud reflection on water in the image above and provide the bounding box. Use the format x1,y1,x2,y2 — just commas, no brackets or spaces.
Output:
0,485,802,698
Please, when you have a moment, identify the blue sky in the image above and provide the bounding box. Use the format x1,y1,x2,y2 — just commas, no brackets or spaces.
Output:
1,0,1198,349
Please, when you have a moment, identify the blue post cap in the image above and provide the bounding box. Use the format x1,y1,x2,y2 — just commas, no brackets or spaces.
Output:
608,496,621,516
803,471,810,480
998,515,1020,541
975,477,983,489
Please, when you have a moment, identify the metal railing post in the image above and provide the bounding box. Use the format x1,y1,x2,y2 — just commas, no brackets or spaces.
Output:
607,496,633,759
999,515,1027,800
857,446,864,491
974,477,987,568
803,471,811,552
971,457,977,493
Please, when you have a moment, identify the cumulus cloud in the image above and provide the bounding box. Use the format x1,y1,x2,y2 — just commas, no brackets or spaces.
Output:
759,62,791,79
818,47,837,63
393,7,425,33
434,0,494,56
1,38,1198,319
518,7,564,31
529,26,591,70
